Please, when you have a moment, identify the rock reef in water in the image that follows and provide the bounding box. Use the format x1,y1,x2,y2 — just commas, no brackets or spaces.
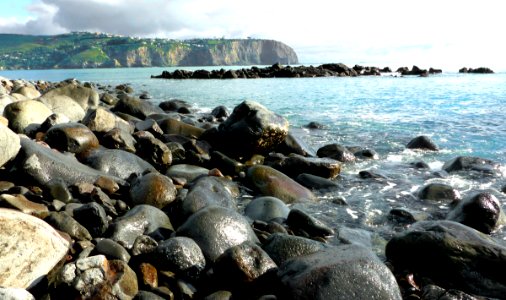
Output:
459,67,494,73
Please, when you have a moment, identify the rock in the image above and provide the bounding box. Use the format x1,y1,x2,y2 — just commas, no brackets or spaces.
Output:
176,206,259,262
130,173,177,209
278,245,402,300
295,173,339,191
305,121,325,129
286,209,334,238
94,239,131,262
275,130,314,157
132,235,158,256
108,204,173,249
135,134,172,172
16,137,124,189
247,165,316,203
0,124,21,167
442,156,501,175
44,123,99,154
459,67,494,74
42,84,99,110
446,192,504,234
157,117,205,138
155,237,206,278
316,143,356,162
0,94,15,115
388,207,430,224
421,284,477,300
406,135,439,151
0,208,70,289
181,176,238,218
13,85,41,99
266,153,341,179
213,242,277,284
386,220,506,298
0,194,48,217
10,93,31,101
418,183,461,202
39,95,86,122
166,164,209,182
203,100,289,157
73,202,108,237
211,105,229,118
0,287,35,300
3,100,53,133
244,196,290,222
60,255,138,299
45,211,92,241
135,118,164,137
262,233,328,266
83,148,156,180
159,99,192,112
203,290,232,300
353,148,379,160
337,227,373,248
101,128,137,153
82,107,133,133
112,96,164,119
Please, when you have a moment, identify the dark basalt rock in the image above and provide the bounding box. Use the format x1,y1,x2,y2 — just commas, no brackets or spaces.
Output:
459,67,494,74
155,237,206,279
159,99,192,113
286,208,334,238
262,233,329,266
406,135,439,151
274,130,313,157
73,202,108,237
45,211,92,241
446,192,504,234
176,206,259,262
101,128,137,153
278,245,402,300
316,143,356,162
386,220,506,298
112,96,164,119
418,183,461,202
244,196,290,222
94,238,131,262
295,173,340,191
265,153,341,179
442,156,501,175
129,172,177,209
210,105,229,119
157,117,205,138
135,134,172,172
44,123,99,154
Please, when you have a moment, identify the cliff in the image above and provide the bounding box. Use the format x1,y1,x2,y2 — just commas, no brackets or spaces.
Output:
0,32,298,70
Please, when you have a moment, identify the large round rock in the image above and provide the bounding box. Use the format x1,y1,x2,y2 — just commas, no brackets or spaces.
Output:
41,84,99,110
278,244,402,300
39,95,86,122
244,196,290,222
0,124,20,167
176,206,259,262
3,100,53,133
130,173,177,209
83,148,156,180
155,237,206,278
44,123,99,154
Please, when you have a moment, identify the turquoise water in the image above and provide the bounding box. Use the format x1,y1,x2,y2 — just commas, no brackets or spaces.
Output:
2,67,506,246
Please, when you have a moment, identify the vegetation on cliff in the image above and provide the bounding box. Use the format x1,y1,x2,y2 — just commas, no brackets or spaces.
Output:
0,32,299,70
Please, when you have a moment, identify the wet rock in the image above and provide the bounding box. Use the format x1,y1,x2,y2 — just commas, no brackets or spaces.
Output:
176,206,259,262
244,196,290,222
136,118,164,137
247,165,316,203
406,135,439,151
108,204,173,249
305,121,325,129
418,183,461,202
0,287,35,300
83,148,156,180
100,92,118,105
82,107,133,133
157,117,205,138
295,173,339,191
446,192,504,234
0,194,48,217
353,148,379,160
132,235,158,256
44,123,99,154
278,245,402,300
181,176,238,218
135,134,172,172
203,100,289,157
286,208,334,238
45,211,92,241
388,207,430,224
0,124,21,167
39,94,86,122
137,262,158,289
213,241,277,284
337,227,373,248
38,113,71,132
94,239,131,262
17,138,124,189
203,290,232,300
3,100,53,133
274,130,314,157
101,128,137,153
262,233,328,266
112,96,164,119
73,202,108,237
266,153,341,179
442,156,501,175
386,220,506,298
159,99,192,113
130,173,177,209
211,105,229,119
358,170,388,180
0,208,70,289
41,83,99,110
155,237,206,278
316,143,356,162
166,164,209,182
60,255,138,299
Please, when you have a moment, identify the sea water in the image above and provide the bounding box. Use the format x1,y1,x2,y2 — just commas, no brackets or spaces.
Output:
2,67,506,250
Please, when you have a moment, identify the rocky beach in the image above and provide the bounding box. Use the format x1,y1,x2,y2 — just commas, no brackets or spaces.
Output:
0,73,505,300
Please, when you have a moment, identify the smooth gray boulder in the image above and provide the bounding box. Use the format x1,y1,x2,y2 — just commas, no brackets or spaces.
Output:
266,153,341,179
83,148,156,180
244,196,290,222
155,237,206,278
0,124,20,167
44,123,99,154
41,84,99,110
278,245,402,300
39,94,86,122
3,100,53,133
262,233,329,266
112,96,164,119
166,164,209,182
0,208,70,289
443,156,501,175
82,107,133,133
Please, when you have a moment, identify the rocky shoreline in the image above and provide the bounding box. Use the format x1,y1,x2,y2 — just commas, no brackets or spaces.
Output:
0,76,505,299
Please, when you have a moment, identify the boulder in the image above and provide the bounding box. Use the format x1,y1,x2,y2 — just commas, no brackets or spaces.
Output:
176,206,259,262
135,134,172,172
0,94,15,115
166,164,209,182
266,153,341,179
278,245,402,300
446,192,504,234
108,204,173,249
101,128,137,153
39,95,86,122
203,101,289,157
418,183,461,202
83,148,156,180
0,208,70,289
316,143,356,162
155,237,206,278
73,202,109,238
295,173,340,191
0,287,35,300
262,233,328,266
286,208,334,238
157,118,205,138
13,85,40,99
112,97,164,119
82,107,133,133
44,123,99,154
244,196,290,222
130,173,177,209
386,220,506,298
45,211,92,241
247,165,316,203
406,135,439,151
0,124,20,167
3,100,53,133
42,84,99,110
442,156,501,175
94,239,131,262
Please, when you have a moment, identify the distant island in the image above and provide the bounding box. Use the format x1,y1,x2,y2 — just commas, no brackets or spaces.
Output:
0,32,298,70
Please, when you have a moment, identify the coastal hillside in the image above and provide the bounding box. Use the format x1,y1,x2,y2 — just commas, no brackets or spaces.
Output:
0,32,299,70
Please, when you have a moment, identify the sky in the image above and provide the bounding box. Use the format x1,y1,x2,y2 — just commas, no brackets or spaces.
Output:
0,0,505,71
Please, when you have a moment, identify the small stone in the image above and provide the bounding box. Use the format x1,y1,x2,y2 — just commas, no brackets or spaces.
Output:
95,238,131,262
